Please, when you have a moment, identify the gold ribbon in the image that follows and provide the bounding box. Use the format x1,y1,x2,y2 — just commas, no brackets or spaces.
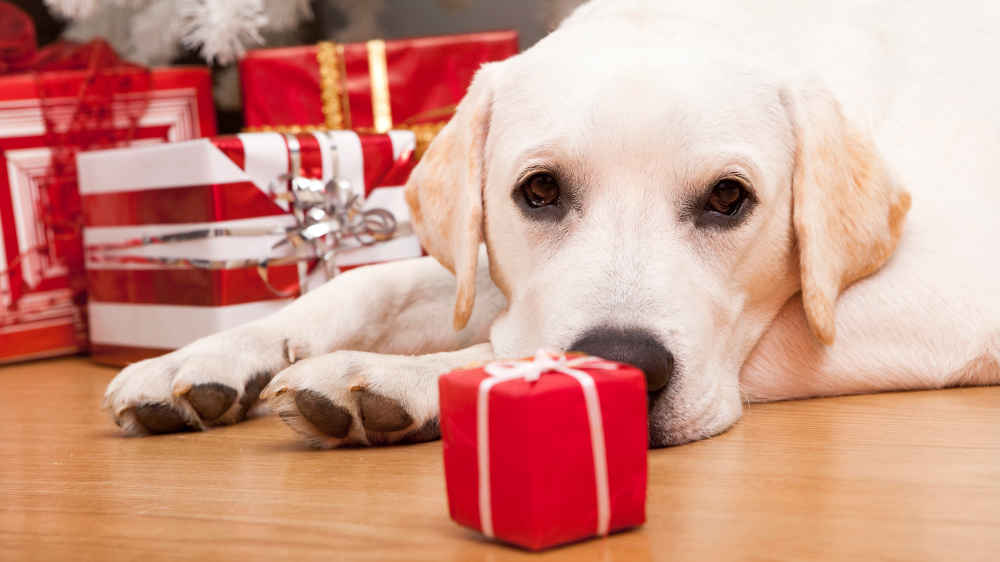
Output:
366,39,393,133
244,39,452,158
316,41,350,130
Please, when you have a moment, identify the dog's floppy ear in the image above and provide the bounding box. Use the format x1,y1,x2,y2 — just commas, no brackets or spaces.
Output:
404,65,496,330
783,84,911,345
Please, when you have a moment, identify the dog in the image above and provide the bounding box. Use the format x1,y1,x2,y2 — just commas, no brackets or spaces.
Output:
103,0,999,448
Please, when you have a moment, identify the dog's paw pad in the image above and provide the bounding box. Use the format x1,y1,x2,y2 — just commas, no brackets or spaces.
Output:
103,326,290,436
132,403,192,434
353,389,413,432
240,373,273,414
183,383,237,422
294,389,352,438
403,416,440,443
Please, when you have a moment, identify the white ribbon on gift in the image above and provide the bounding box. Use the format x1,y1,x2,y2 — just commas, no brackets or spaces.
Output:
477,349,619,539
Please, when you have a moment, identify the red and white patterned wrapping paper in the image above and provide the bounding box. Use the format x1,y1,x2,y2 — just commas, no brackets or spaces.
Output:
0,67,215,364
77,130,420,365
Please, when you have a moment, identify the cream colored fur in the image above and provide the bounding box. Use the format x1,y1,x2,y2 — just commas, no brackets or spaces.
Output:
104,0,999,447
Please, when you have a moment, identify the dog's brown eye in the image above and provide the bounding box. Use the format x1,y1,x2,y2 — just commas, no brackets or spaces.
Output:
705,179,747,216
521,173,560,208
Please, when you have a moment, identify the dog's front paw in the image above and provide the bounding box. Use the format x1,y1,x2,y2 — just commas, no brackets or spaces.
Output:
103,327,289,435
261,351,441,448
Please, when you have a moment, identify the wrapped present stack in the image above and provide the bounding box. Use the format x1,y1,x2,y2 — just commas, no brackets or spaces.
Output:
0,2,215,363
79,130,419,365
240,30,519,155
2,0,518,365
439,350,649,550
73,29,519,365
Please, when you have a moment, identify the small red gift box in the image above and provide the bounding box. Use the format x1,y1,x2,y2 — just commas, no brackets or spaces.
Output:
77,130,419,365
439,350,648,550
239,30,519,153
0,36,215,363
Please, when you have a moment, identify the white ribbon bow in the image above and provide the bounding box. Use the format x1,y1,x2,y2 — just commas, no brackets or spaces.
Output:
477,349,618,539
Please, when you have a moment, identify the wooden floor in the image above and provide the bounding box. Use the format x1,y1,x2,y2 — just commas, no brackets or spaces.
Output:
1,357,997,561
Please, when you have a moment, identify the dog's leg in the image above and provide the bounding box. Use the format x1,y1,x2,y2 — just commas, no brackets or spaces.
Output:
103,252,504,435
261,344,494,448
741,288,1000,402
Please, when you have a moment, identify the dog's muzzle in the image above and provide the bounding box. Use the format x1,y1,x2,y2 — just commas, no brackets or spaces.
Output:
569,327,675,393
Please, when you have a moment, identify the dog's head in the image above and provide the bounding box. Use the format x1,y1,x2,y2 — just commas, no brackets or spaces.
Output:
405,44,910,446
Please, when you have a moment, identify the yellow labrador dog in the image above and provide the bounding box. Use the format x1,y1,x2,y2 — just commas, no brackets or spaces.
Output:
104,0,999,447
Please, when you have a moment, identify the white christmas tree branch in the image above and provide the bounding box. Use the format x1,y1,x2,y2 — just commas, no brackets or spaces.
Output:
45,0,315,66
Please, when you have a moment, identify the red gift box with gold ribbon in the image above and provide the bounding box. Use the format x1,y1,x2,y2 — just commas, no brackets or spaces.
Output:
439,351,648,551
78,131,419,365
0,4,216,363
239,30,519,153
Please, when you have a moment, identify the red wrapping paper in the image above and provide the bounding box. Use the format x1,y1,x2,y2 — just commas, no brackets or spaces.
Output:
0,31,215,363
0,2,35,73
240,30,518,133
439,353,648,550
78,131,419,365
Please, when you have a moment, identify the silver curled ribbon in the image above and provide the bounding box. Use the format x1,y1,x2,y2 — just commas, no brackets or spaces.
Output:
257,171,406,296
85,168,409,298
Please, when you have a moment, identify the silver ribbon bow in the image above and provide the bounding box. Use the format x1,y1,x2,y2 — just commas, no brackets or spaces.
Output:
85,171,407,298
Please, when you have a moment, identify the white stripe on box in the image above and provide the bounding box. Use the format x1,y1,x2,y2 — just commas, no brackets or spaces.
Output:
364,185,411,220
324,131,365,200
84,232,421,270
4,147,73,287
6,152,38,286
83,215,299,264
88,300,292,349
387,130,417,160
83,215,298,245
236,132,290,195
82,186,417,266
335,233,422,268
312,131,336,184
0,88,201,140
77,139,248,194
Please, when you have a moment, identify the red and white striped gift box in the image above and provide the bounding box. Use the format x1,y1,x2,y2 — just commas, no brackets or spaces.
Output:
0,67,215,364
77,131,419,365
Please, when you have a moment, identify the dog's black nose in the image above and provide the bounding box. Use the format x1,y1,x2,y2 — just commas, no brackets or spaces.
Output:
569,327,675,392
